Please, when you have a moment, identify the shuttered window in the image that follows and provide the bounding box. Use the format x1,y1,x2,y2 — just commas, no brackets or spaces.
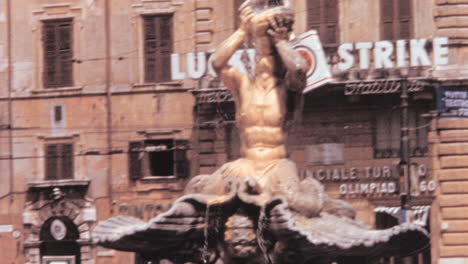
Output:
128,140,189,180
380,0,412,40
128,141,143,180
45,143,74,180
143,15,173,83
374,107,429,159
43,19,73,88
307,0,339,46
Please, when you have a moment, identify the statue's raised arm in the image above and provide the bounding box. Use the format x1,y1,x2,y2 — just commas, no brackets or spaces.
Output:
211,1,253,92
266,10,308,91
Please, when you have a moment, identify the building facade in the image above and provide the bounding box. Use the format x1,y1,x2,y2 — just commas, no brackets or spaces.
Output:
0,0,467,264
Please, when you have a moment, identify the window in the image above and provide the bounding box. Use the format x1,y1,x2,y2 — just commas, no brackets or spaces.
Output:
374,107,429,159
43,19,73,88
128,139,188,180
143,15,173,83
45,143,74,180
307,0,339,46
380,0,412,40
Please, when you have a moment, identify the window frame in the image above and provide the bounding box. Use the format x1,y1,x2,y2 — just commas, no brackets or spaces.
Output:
373,106,430,159
380,0,413,40
128,139,189,181
42,18,74,89
306,0,339,46
45,142,74,180
142,14,174,83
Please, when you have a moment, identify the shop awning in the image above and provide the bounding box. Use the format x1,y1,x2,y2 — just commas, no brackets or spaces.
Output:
374,205,431,226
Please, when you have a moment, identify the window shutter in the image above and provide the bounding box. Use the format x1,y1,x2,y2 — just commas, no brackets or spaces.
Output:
174,141,189,178
61,144,74,179
129,141,143,180
157,15,173,82
307,0,321,29
324,0,338,44
144,17,157,83
144,15,173,83
43,24,57,88
43,19,73,88
45,144,58,180
58,22,73,87
325,0,338,24
398,0,411,39
381,0,394,40
307,0,338,45
398,0,411,18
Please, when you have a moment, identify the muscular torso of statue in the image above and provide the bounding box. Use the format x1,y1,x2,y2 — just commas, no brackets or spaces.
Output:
236,56,287,173
216,7,300,180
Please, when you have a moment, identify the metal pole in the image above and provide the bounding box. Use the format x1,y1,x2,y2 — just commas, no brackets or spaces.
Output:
400,75,411,217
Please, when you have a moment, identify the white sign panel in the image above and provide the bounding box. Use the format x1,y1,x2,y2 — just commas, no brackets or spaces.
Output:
0,225,13,233
292,30,333,93
171,30,333,93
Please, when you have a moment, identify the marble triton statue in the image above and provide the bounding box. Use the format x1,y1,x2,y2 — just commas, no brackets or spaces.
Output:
93,1,429,263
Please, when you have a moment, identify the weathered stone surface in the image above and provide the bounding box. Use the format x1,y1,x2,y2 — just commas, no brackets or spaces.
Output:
439,257,468,264
436,16,468,28
441,206,468,219
437,28,468,39
196,20,214,32
195,0,213,9
441,182,468,194
437,0,468,5
196,8,212,20
440,130,468,143
437,119,468,129
198,154,217,166
435,5,468,17
440,156,468,169
442,220,468,232
439,143,468,155
440,195,468,207
196,32,213,44
442,233,468,245
438,169,468,181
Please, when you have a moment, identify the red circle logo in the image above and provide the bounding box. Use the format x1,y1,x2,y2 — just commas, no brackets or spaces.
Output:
295,46,317,78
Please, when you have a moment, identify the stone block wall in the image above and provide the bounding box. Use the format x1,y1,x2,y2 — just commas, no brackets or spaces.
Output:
430,118,468,264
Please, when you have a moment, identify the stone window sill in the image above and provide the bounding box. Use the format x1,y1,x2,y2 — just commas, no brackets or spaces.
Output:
31,86,83,94
132,81,184,90
28,179,90,189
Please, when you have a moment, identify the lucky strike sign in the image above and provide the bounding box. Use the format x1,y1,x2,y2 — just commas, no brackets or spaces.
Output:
170,33,449,92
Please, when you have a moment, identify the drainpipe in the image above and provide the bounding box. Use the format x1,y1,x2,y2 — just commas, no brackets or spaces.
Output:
6,0,14,204
104,0,113,211
400,74,411,222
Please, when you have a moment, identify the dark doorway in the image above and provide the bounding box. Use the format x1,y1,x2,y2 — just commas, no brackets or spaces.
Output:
40,216,81,264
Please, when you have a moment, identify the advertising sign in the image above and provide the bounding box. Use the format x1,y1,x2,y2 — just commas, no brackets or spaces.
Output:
172,30,332,92
437,87,468,118
292,30,333,93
